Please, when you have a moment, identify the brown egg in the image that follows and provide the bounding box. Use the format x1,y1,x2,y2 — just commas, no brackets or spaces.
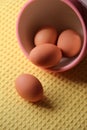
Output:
57,29,82,57
34,26,58,46
29,44,62,68
15,74,43,102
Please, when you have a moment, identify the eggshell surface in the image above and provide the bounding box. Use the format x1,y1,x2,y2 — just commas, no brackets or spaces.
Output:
34,26,58,46
15,74,43,102
57,29,82,57
29,44,62,68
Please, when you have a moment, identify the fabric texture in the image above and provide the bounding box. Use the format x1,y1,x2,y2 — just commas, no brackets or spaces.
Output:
0,0,87,130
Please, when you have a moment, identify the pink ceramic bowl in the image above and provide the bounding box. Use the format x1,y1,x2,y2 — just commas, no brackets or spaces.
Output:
16,0,87,72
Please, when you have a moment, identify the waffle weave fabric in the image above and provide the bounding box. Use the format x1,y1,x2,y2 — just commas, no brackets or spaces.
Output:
0,0,87,130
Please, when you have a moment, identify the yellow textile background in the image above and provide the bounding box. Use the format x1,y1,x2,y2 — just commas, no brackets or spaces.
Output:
0,0,87,130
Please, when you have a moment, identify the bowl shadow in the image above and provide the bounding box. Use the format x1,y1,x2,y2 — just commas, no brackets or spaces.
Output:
51,56,87,84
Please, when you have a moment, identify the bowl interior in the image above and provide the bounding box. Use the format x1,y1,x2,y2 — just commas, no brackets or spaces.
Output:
17,0,84,71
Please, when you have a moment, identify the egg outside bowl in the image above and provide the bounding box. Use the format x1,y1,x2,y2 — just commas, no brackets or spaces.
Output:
16,0,87,72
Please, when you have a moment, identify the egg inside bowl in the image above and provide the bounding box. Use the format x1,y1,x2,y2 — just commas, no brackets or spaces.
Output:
16,0,86,72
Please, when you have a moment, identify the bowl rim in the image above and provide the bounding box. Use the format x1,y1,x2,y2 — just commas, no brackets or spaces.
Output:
16,0,87,72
